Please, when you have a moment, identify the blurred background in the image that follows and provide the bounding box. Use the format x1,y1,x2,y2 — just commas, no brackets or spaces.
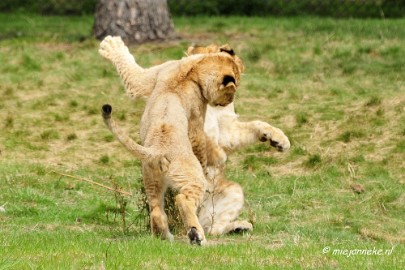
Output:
1,0,404,18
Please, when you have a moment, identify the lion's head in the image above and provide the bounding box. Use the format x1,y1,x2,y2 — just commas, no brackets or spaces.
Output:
187,53,240,107
184,44,243,107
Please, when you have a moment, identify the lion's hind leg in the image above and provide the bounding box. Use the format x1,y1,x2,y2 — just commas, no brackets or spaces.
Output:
142,164,173,241
168,161,207,245
175,193,206,245
149,205,173,241
199,176,252,235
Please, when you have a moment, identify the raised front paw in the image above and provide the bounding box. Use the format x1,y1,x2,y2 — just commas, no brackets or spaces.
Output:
258,124,290,152
99,35,132,62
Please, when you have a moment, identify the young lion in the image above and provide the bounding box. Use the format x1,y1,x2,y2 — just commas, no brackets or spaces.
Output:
99,36,290,235
102,52,242,245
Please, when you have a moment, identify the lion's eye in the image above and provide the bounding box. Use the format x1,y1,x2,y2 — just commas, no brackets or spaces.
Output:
222,75,235,86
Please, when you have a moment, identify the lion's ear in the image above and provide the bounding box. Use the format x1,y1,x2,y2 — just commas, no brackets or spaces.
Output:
219,44,244,75
186,46,196,56
219,44,235,56
187,45,211,55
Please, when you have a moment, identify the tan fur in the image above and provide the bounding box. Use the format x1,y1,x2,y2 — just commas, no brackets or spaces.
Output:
101,49,241,245
99,36,290,235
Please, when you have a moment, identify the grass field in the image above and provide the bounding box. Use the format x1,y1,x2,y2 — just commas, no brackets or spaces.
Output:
0,13,404,269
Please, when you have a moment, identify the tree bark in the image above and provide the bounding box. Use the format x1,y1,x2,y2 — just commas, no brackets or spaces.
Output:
93,0,176,44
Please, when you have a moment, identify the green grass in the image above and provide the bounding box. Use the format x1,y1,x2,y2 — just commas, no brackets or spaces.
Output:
0,13,404,269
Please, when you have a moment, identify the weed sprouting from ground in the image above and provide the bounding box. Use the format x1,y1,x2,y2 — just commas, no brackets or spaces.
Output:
108,176,129,233
99,155,109,164
304,154,322,168
366,96,382,107
66,133,78,141
164,188,183,234
69,100,79,107
104,134,114,142
338,130,366,143
295,112,309,126
108,176,148,235
4,113,13,128
40,129,60,140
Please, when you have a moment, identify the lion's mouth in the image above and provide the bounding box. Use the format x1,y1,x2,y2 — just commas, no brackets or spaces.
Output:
215,101,231,107
214,93,234,107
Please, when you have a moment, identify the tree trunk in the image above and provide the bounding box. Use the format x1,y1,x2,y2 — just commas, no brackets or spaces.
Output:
93,0,176,44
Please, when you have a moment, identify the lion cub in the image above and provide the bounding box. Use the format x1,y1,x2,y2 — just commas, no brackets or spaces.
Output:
102,52,241,245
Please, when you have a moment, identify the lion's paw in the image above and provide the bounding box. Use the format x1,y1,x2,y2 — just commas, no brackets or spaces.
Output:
188,227,206,246
99,35,131,62
231,220,253,233
258,124,290,152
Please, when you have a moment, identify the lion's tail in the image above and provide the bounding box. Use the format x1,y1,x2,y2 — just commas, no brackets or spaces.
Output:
101,104,159,162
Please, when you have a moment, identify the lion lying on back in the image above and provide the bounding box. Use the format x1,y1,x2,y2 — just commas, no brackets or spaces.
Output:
99,37,290,236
